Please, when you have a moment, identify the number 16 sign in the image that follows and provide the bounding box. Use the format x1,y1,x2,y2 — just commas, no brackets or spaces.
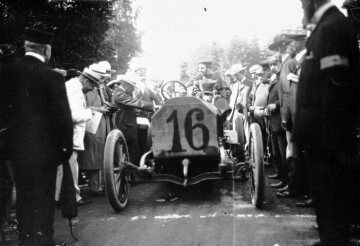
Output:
151,97,220,159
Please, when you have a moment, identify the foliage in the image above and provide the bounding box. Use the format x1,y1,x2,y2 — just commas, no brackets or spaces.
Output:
0,0,141,71
190,37,270,73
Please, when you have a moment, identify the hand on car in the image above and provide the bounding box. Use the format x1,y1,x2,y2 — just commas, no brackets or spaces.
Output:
266,103,276,111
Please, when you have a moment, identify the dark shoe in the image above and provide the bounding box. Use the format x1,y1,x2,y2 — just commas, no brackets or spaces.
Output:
295,198,314,208
351,224,360,238
276,190,299,198
76,198,92,206
278,185,288,193
55,241,67,246
268,173,280,179
270,181,287,188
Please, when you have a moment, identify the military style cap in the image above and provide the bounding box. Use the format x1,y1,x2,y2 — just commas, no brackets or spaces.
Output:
198,59,213,66
24,29,54,45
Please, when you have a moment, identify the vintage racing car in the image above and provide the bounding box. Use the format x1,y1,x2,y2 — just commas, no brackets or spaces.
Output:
103,80,265,211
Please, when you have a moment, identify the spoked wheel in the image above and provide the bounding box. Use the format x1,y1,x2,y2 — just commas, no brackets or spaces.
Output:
232,114,246,162
160,80,187,100
104,129,131,211
248,123,265,208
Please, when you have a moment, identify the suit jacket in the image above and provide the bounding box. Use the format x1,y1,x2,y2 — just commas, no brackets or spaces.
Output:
293,6,359,156
135,85,161,119
1,55,73,165
112,87,154,141
278,56,299,125
267,79,282,132
65,78,92,151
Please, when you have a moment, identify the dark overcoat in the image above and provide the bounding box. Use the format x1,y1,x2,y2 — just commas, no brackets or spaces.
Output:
0,55,73,241
293,6,359,155
267,79,282,132
112,87,154,142
78,88,111,170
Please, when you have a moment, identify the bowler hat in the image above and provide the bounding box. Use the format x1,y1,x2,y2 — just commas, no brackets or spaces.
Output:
66,69,79,78
268,34,291,51
81,67,101,86
24,29,54,45
286,33,306,41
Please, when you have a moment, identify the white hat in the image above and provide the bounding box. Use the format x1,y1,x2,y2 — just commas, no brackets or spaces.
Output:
249,64,262,74
119,73,139,87
89,63,111,78
230,64,247,76
98,61,116,74
81,67,101,85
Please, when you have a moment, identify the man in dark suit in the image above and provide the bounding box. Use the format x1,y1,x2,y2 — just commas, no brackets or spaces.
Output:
294,1,360,245
0,30,73,246
112,74,155,165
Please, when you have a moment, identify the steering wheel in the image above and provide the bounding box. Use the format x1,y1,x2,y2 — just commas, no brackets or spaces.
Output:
160,80,187,100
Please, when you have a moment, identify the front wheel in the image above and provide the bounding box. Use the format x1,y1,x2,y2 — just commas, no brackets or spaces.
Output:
248,123,265,208
104,129,131,211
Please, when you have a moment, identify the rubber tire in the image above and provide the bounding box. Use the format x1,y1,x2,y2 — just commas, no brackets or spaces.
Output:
232,114,245,162
104,129,130,211
249,123,265,208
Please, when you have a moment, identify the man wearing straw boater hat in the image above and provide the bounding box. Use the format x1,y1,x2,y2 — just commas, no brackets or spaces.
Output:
55,67,103,207
0,29,73,246
112,73,157,166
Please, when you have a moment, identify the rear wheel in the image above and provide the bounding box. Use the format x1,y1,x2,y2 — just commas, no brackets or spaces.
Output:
232,114,245,162
248,123,265,208
104,129,130,211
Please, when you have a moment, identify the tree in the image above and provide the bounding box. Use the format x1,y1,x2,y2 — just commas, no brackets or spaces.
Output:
0,0,141,71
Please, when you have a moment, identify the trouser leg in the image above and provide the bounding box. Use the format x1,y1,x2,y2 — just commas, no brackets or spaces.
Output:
286,131,307,194
13,160,58,246
127,139,140,166
137,126,149,156
276,130,287,183
54,164,63,201
305,147,351,245
271,130,287,183
0,160,14,228
69,151,81,202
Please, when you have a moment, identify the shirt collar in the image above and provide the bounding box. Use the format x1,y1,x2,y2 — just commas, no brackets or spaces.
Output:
312,1,335,24
25,52,45,63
